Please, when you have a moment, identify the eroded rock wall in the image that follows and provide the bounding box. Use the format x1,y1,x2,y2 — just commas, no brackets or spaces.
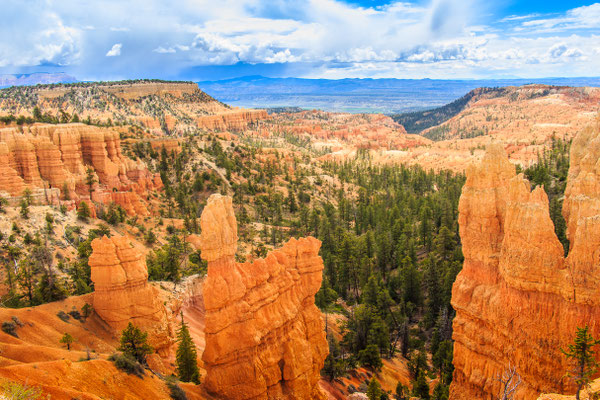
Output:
199,194,328,400
0,123,160,214
89,235,171,354
196,109,268,131
450,120,600,399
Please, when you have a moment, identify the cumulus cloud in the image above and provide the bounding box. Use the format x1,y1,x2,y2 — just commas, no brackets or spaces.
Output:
0,0,598,79
106,43,122,57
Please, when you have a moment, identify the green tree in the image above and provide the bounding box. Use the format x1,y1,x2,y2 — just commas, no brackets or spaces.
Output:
367,378,384,400
412,371,430,399
33,106,42,121
77,201,90,221
16,258,36,305
0,196,7,213
60,332,74,350
395,381,409,400
359,344,383,370
562,326,600,400
175,313,200,384
118,322,153,364
432,382,449,400
322,334,344,381
19,199,29,219
85,167,97,199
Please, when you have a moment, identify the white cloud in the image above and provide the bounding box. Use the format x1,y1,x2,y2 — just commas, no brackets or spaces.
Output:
153,46,176,54
106,43,122,57
0,0,598,79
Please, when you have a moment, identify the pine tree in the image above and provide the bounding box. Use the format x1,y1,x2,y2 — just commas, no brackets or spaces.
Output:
85,167,97,200
175,313,200,384
412,371,430,399
77,201,90,221
367,378,383,400
118,322,153,364
562,326,600,400
322,333,343,381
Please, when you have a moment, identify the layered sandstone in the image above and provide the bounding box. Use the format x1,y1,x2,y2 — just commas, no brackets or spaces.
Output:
0,124,159,213
200,194,328,400
450,120,600,399
196,109,268,131
89,235,171,353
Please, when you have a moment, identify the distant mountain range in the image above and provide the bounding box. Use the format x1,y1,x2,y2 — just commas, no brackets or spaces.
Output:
2,73,600,114
0,73,77,88
198,76,600,113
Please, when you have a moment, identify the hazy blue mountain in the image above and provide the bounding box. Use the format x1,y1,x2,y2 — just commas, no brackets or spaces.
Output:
0,73,78,88
198,76,600,114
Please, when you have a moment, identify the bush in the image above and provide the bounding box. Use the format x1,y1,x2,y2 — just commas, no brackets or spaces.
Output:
57,310,70,322
108,353,145,377
1,380,42,400
68,310,82,321
81,303,93,318
166,377,188,400
77,201,90,221
2,321,18,337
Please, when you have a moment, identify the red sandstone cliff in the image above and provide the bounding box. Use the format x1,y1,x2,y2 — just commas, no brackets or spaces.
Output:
199,194,328,400
0,123,160,214
450,119,600,399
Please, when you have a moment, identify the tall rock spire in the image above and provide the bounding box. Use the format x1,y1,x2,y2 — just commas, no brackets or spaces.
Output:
199,194,328,400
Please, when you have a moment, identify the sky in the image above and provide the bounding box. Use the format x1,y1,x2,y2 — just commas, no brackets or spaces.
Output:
1,0,599,81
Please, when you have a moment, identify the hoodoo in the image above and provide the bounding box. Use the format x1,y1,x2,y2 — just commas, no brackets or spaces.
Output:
89,235,171,354
450,119,600,399
199,194,329,400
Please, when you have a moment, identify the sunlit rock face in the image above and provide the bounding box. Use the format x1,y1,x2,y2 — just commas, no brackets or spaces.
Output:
450,120,600,400
199,194,328,400
89,235,171,355
0,123,160,214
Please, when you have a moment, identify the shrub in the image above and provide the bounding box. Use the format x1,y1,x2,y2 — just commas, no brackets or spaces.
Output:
77,201,90,221
11,316,23,327
81,303,93,318
1,380,42,400
68,310,82,321
57,310,70,322
1,321,18,337
108,353,145,377
166,377,188,400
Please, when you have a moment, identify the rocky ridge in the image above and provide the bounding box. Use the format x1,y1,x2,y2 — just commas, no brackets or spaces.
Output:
450,118,600,399
199,194,328,400
0,81,268,134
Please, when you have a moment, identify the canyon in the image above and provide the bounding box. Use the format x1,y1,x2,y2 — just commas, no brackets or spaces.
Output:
1,78,600,400
450,118,600,399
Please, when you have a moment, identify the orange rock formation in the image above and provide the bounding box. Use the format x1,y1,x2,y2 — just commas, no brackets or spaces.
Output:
89,235,171,354
0,123,159,214
450,119,600,399
196,109,268,131
199,194,328,400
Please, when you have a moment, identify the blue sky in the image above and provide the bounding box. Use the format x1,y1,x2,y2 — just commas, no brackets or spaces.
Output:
1,0,599,81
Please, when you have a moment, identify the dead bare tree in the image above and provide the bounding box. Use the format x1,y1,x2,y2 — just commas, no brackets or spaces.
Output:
497,363,522,400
